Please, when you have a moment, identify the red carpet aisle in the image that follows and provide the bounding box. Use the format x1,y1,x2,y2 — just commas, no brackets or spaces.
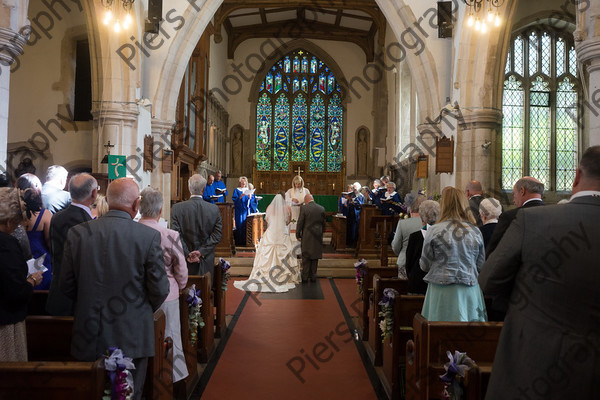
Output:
199,279,382,399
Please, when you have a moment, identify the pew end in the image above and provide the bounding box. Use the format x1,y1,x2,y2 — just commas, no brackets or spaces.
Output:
0,359,106,399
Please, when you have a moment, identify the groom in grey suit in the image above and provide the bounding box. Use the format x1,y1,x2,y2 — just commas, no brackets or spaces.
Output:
171,174,223,278
60,178,169,400
479,146,600,400
296,194,326,282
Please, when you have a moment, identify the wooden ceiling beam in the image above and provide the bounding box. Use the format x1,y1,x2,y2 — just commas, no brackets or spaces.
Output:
227,19,374,62
259,8,268,24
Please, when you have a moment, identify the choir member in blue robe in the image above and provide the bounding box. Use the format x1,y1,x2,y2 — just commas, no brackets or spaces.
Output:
365,179,385,206
338,184,352,217
213,170,227,203
347,182,365,246
203,175,219,204
380,182,403,216
232,176,251,246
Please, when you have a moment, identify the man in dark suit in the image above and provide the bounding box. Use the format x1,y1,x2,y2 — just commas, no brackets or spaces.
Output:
171,174,223,278
296,194,326,283
484,176,545,321
46,173,97,316
465,180,484,226
41,165,71,213
479,146,600,400
486,176,545,257
60,178,169,400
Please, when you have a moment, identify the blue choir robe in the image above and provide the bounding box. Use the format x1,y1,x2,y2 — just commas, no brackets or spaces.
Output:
214,180,227,203
380,192,403,216
203,183,218,204
347,193,365,245
368,188,385,206
249,195,259,214
232,188,250,245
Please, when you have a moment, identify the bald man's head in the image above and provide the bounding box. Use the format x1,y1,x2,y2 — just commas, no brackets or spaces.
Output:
465,180,483,198
107,178,140,218
69,173,98,205
304,194,314,204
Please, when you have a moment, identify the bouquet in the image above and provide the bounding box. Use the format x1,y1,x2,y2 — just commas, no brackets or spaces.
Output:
378,288,398,343
102,347,134,400
439,351,475,400
220,258,231,291
186,284,205,346
354,259,368,294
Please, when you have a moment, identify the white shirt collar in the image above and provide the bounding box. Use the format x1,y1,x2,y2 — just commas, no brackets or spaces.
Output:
484,218,498,224
71,202,93,218
190,194,203,198
569,190,600,201
522,198,543,206
385,191,397,198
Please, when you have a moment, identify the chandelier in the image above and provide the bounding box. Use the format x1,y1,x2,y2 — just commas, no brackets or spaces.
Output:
101,0,135,33
464,0,504,33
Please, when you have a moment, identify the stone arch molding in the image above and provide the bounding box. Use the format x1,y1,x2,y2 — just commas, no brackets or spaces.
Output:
150,0,441,124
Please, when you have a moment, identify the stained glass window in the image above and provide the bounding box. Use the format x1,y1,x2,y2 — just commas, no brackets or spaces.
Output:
255,49,344,173
502,28,579,192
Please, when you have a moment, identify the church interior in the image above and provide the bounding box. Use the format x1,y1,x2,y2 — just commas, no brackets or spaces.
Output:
1,0,598,399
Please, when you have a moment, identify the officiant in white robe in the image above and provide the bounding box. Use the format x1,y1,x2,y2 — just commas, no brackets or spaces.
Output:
285,175,311,231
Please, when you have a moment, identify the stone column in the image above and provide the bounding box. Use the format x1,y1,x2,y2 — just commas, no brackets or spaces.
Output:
150,119,175,219
575,35,600,148
454,108,503,197
0,26,27,173
92,107,139,178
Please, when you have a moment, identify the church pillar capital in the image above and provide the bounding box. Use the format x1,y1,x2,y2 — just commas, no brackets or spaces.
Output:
0,27,27,65
150,119,175,137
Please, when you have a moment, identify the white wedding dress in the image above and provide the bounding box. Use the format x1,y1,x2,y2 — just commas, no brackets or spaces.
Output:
234,195,301,293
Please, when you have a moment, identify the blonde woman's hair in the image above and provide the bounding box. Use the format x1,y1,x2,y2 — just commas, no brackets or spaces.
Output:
239,176,248,185
0,188,27,226
292,175,304,188
438,186,476,225
93,194,109,218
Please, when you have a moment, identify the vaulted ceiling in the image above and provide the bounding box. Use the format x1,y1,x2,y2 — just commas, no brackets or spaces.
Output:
213,0,386,62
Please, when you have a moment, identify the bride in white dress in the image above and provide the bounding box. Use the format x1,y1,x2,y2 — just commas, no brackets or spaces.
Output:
234,193,301,293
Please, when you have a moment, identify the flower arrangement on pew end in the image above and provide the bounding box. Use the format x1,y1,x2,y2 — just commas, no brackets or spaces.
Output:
378,288,398,343
354,259,368,294
220,258,231,291
102,347,134,400
186,284,205,346
439,350,475,400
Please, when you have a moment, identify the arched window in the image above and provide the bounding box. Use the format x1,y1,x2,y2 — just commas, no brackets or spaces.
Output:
255,49,344,173
501,28,579,192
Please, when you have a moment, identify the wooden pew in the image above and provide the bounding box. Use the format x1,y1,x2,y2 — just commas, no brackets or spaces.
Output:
27,290,50,315
213,262,227,338
144,309,174,400
0,359,106,399
22,312,173,400
405,314,503,400
367,275,411,366
187,274,215,363
175,285,200,400
357,263,399,341
380,294,425,400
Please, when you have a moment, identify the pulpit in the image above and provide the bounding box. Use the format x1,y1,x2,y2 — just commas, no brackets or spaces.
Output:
246,213,265,247
356,205,382,257
331,214,347,251
216,203,235,256
369,215,400,266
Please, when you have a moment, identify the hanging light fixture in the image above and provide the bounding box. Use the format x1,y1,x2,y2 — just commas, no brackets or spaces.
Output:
464,0,503,32
101,0,135,33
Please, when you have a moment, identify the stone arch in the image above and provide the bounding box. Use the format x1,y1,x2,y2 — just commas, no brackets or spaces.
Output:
150,0,441,123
